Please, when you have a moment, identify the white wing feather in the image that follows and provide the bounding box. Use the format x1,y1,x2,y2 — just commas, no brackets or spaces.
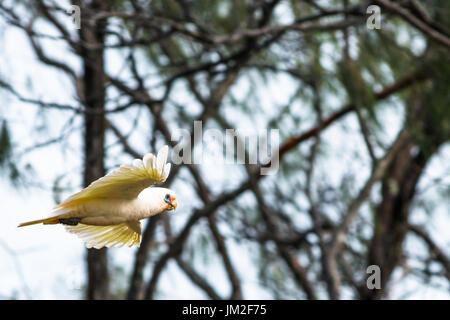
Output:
65,221,142,249
55,146,171,209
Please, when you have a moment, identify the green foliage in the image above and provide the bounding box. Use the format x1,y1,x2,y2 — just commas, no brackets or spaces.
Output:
338,59,377,122
424,49,450,140
408,47,450,156
359,29,416,80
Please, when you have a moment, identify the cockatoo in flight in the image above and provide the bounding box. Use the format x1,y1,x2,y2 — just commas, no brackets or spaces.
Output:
18,145,176,249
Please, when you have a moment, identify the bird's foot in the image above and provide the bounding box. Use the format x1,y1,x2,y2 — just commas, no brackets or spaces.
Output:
59,218,82,226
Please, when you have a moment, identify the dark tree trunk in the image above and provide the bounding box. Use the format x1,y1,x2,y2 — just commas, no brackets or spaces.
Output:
364,100,444,299
79,0,109,300
365,139,427,299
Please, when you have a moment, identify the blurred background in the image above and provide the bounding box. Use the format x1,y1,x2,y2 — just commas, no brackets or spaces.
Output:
0,0,449,300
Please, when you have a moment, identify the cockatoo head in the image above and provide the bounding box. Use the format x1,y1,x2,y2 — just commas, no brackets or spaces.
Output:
139,187,177,214
162,189,177,211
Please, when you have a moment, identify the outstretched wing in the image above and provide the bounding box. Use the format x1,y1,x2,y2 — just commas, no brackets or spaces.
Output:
65,221,142,249
56,146,171,210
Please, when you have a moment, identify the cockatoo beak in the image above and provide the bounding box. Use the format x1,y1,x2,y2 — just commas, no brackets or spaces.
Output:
169,196,177,210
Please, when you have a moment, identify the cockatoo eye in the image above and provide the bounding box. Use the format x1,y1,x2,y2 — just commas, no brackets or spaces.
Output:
164,194,171,204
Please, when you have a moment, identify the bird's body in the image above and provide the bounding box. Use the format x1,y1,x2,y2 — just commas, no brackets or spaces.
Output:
18,146,177,249
63,197,149,226
37,187,174,226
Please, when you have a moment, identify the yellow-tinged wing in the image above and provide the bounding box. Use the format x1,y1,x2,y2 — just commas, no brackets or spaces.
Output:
65,221,142,249
56,146,171,210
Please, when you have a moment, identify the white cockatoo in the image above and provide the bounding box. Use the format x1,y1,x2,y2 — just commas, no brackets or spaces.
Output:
18,145,177,249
